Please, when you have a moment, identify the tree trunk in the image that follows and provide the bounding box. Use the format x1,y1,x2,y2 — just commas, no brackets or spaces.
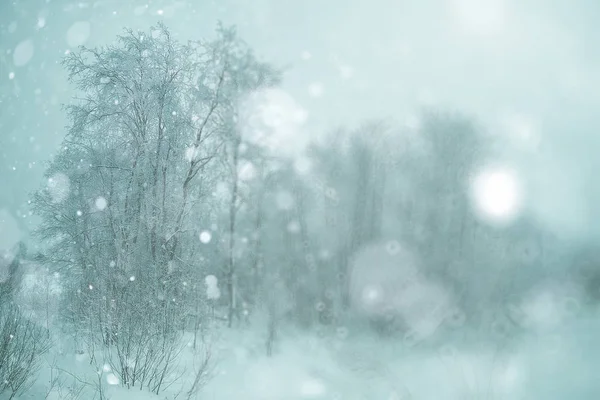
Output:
227,135,241,328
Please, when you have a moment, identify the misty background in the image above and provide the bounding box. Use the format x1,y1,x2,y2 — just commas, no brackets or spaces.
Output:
3,0,600,242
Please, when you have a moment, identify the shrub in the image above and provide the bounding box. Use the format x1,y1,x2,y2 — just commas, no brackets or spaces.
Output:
0,303,52,399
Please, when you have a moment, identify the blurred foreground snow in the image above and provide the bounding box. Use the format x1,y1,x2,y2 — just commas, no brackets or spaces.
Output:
19,308,599,400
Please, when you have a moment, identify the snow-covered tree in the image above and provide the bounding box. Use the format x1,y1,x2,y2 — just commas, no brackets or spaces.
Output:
32,23,279,394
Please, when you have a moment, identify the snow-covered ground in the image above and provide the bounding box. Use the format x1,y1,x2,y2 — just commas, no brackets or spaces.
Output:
19,308,599,400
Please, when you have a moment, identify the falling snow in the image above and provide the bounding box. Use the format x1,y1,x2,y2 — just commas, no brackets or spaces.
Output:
106,373,119,385
95,196,107,211
238,88,309,156
13,40,34,67
2,3,600,400
199,230,212,244
470,166,523,225
275,190,295,210
307,82,324,97
66,21,91,47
